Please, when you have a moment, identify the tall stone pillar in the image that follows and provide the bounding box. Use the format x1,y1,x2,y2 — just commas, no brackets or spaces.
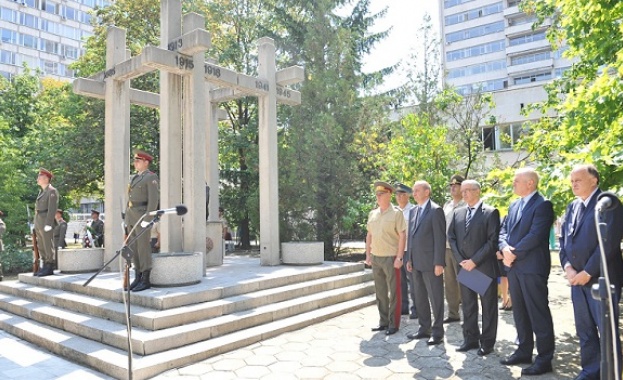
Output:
182,12,207,255
103,27,130,270
159,0,183,253
257,37,280,266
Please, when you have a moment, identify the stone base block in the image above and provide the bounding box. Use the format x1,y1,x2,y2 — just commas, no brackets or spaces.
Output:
151,252,203,287
281,242,324,265
58,248,104,273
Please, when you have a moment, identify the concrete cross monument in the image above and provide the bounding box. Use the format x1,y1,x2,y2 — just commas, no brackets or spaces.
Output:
73,0,303,271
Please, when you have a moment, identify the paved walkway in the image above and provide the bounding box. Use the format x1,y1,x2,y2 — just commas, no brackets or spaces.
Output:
0,264,593,379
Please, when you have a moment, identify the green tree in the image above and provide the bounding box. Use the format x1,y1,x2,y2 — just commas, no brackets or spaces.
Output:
512,0,623,215
270,0,392,258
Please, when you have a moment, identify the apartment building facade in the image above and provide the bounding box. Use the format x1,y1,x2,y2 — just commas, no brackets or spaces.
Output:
0,0,110,80
439,0,571,160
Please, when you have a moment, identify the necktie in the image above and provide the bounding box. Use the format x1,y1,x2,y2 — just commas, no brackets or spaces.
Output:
517,198,525,221
573,202,585,231
466,207,474,230
413,206,420,230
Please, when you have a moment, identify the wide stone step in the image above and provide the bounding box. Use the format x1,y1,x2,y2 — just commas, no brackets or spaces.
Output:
0,270,372,331
16,258,364,310
0,295,376,380
0,280,374,355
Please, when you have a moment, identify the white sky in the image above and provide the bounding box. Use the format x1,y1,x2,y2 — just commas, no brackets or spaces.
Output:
362,0,441,92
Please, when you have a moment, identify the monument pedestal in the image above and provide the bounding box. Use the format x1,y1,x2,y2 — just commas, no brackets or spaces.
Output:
58,248,104,273
281,242,324,265
151,252,202,287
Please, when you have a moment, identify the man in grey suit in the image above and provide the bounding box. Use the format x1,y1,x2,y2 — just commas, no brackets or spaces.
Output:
405,181,447,345
448,180,500,356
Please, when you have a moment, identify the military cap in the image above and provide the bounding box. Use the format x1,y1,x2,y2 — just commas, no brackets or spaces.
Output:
91,209,100,215
373,181,395,193
134,150,153,162
38,168,53,179
56,209,64,214
449,174,464,186
395,183,412,194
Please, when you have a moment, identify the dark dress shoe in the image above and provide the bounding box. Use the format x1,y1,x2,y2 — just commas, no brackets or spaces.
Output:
401,309,409,315
407,331,430,340
409,313,418,320
573,373,592,380
443,317,460,323
477,347,493,356
456,341,479,352
371,325,388,332
521,362,552,376
386,327,398,335
500,353,532,365
427,336,443,345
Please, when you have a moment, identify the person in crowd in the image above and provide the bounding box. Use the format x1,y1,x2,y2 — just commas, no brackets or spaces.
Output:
405,180,446,345
150,220,160,253
499,168,555,376
559,164,623,380
365,181,406,336
90,210,104,247
394,182,417,319
442,174,466,324
53,209,67,251
447,180,500,356
125,150,159,292
34,168,59,277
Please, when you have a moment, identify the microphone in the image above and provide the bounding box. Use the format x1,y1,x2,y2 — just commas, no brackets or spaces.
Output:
148,205,188,216
596,192,621,212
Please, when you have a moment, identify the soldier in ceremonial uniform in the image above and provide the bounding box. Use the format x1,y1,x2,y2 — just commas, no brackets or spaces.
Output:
53,209,68,250
125,150,159,292
90,210,104,247
35,168,59,277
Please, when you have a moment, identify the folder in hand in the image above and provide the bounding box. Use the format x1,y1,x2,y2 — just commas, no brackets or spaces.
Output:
457,267,493,296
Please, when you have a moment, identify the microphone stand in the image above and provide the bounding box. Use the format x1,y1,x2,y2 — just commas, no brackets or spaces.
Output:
593,208,620,380
83,212,161,380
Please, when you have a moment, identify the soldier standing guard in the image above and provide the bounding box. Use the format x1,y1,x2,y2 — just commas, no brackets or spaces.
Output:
90,210,104,247
125,150,159,292
35,168,59,277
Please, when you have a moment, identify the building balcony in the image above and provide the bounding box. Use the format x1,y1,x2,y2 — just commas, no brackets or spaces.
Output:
505,20,550,37
506,39,551,56
507,58,553,76
504,5,521,17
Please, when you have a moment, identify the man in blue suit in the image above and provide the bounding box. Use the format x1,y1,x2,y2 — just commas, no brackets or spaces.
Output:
499,168,555,376
559,164,623,380
405,180,447,345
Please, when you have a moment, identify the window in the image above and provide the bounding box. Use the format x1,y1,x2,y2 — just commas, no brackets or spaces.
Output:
1,7,17,23
1,29,18,44
445,2,503,26
456,78,506,95
513,71,552,85
20,13,38,28
0,50,16,65
20,33,38,49
510,51,551,66
509,32,546,46
447,59,506,79
444,0,476,9
42,0,58,15
446,21,505,43
482,123,525,151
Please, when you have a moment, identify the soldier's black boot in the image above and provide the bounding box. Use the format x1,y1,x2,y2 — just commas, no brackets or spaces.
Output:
127,272,142,290
38,263,54,277
132,270,151,292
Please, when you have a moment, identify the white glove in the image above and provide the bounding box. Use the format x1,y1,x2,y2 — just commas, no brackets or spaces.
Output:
44,225,52,232
140,221,150,228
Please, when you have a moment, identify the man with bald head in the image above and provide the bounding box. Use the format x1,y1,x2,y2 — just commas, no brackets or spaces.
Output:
559,164,623,380
499,168,555,376
405,180,446,345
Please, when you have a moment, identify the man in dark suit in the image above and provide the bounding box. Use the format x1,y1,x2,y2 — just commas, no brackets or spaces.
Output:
405,180,446,345
448,180,500,356
499,168,555,376
559,164,623,380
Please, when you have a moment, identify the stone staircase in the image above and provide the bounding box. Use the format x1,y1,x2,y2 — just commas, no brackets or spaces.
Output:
0,256,375,379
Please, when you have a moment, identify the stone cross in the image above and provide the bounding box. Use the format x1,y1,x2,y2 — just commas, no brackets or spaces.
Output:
73,0,303,269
